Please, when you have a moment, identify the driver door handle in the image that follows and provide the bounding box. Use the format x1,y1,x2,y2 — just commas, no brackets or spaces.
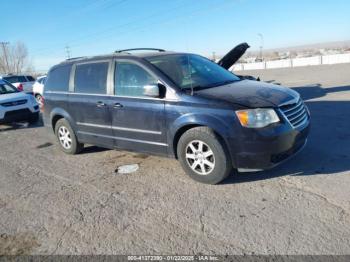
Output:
96,101,106,107
113,103,123,109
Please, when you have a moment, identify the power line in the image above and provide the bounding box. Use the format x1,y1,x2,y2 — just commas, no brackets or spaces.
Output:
32,0,232,57
31,0,186,56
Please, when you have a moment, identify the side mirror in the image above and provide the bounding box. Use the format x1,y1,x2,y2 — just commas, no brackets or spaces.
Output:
143,84,159,98
143,82,167,98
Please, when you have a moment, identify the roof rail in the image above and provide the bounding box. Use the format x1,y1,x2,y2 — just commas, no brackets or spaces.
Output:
66,56,86,61
115,48,165,53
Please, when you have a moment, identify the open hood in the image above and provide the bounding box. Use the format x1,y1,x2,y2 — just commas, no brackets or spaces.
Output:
217,42,250,70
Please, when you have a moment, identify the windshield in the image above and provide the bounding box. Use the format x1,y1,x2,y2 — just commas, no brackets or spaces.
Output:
146,54,240,90
0,81,18,95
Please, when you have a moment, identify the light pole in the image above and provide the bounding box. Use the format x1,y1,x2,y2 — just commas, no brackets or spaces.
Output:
258,33,264,61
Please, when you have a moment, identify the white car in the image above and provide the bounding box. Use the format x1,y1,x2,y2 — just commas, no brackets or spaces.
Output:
0,75,35,93
32,75,46,106
0,79,40,124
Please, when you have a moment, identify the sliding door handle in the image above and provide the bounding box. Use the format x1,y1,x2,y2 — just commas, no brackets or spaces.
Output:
113,103,123,109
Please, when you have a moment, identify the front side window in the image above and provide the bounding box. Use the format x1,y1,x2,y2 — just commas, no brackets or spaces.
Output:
74,62,109,94
115,61,157,97
45,64,72,92
146,54,240,90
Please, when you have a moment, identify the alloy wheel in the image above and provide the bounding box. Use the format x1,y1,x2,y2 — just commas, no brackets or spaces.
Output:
185,140,215,175
58,126,72,149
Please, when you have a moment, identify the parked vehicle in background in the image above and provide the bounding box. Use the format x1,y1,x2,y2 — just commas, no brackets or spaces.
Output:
33,75,46,107
0,79,40,124
0,75,35,93
43,48,310,184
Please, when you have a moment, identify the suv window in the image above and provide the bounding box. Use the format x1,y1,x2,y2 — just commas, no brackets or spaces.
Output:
38,77,46,84
3,76,27,83
45,64,72,92
74,62,109,94
115,61,157,97
26,76,35,81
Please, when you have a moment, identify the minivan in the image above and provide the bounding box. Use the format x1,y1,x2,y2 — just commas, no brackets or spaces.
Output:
43,47,310,184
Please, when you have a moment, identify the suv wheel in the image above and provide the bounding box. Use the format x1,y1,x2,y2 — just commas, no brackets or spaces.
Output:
55,119,83,154
35,94,44,108
177,126,232,184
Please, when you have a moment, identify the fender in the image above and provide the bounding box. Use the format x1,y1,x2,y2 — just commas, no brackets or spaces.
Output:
168,113,233,157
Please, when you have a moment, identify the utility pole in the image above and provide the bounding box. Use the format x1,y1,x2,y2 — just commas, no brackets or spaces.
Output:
258,33,264,62
212,51,216,61
0,41,10,74
65,45,71,59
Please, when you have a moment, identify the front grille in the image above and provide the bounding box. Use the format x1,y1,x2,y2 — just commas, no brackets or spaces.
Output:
1,99,27,107
280,99,308,128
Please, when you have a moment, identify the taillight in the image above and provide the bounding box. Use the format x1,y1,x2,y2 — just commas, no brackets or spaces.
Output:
17,83,23,91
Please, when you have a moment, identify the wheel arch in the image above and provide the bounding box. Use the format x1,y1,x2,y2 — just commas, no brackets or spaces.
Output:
50,108,75,132
170,114,232,159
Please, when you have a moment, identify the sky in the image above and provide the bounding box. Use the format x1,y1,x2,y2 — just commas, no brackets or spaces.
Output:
1,0,349,72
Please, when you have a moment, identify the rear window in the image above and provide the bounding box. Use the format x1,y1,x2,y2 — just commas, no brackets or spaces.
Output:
45,64,72,92
74,62,109,94
3,76,27,83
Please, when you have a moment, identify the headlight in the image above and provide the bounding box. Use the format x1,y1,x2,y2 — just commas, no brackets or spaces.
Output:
235,108,279,128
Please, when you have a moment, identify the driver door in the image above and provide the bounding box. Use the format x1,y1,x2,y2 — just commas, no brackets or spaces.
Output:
110,60,167,155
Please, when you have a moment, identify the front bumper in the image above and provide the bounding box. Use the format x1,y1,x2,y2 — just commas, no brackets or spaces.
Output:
0,107,39,124
231,119,310,171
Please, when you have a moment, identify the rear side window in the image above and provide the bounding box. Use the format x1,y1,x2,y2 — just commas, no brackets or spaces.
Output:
45,64,72,92
26,76,35,81
3,76,27,83
74,62,109,94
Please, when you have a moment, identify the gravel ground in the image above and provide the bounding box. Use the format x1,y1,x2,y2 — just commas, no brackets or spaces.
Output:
0,63,350,255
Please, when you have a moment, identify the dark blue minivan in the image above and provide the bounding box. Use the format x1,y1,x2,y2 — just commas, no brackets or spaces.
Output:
43,48,310,184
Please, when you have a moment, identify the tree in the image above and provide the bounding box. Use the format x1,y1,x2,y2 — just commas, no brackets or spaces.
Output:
0,41,34,74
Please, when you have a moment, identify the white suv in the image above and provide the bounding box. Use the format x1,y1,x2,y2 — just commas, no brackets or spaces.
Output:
0,75,35,93
0,79,40,124
32,75,46,106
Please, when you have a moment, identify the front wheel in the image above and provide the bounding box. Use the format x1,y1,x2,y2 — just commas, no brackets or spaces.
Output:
177,127,232,184
55,118,83,154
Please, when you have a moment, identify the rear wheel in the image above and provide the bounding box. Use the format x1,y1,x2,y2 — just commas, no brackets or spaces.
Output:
55,118,83,154
177,126,232,184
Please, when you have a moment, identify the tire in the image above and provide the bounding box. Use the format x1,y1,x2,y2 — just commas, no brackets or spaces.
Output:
177,126,232,184
54,118,83,154
28,112,39,124
35,94,44,108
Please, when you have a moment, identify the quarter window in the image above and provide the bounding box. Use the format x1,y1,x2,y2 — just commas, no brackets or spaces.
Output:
45,64,72,92
74,62,109,94
115,61,157,97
